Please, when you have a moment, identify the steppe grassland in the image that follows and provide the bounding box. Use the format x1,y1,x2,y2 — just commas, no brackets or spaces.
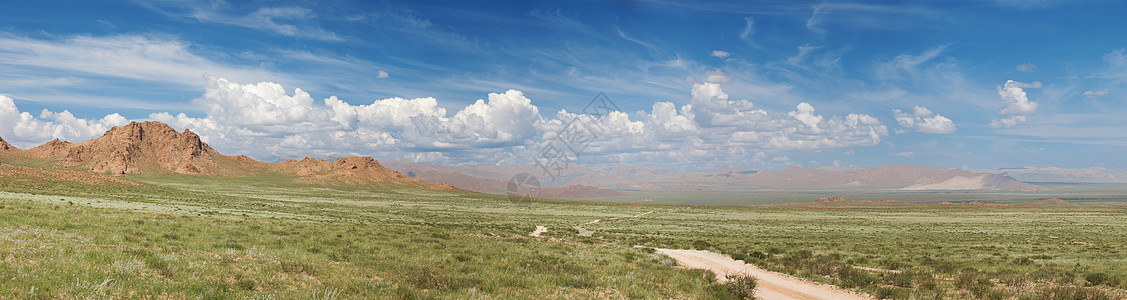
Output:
595,206,1127,299
0,175,728,299
1,172,1126,299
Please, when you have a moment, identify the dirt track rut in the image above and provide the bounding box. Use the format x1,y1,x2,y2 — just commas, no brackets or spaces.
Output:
656,249,874,300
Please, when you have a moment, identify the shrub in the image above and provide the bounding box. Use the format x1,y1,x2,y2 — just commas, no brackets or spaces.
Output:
1038,286,1112,300
409,267,451,290
1084,272,1113,286
731,252,747,261
280,260,317,275
724,274,758,300
836,266,876,288
880,259,909,270
692,240,714,250
955,270,978,289
747,251,768,260
235,275,257,291
885,271,915,288
793,249,813,259
144,254,175,277
874,286,910,299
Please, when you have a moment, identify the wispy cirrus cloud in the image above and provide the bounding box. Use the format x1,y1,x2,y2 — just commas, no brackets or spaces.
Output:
0,33,299,88
138,2,342,41
875,45,947,81
739,17,762,49
1083,89,1107,97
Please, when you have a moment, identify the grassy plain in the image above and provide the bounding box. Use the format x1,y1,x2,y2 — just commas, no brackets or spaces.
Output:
1,171,1126,299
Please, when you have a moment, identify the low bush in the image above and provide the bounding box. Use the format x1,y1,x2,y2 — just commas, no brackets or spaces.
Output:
1085,272,1116,286
724,274,758,300
1038,286,1112,300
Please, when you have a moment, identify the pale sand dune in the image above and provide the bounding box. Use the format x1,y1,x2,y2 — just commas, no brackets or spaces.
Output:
901,175,986,190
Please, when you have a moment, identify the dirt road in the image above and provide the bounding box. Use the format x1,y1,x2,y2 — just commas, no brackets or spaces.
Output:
632,210,656,218
655,249,874,300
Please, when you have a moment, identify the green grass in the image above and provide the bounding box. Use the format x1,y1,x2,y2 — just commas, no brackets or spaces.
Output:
0,175,732,298
1,173,1126,298
584,206,1127,298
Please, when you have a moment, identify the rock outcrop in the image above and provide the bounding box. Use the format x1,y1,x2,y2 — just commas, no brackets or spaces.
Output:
0,136,12,151
28,139,71,158
26,121,264,175
814,196,846,202
272,156,457,190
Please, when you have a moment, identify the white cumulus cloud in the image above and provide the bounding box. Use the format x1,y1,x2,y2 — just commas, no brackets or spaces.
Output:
893,106,956,134
710,50,730,59
0,95,128,148
151,76,548,160
989,80,1039,128
4,78,891,169
704,69,731,83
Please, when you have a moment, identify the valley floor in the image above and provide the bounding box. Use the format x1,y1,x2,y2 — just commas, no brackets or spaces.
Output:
1,173,1126,298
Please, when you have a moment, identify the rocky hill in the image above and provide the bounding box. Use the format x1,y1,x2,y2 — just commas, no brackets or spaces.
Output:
0,136,21,163
24,121,265,175
271,156,455,190
403,169,508,193
1,121,454,191
27,139,72,158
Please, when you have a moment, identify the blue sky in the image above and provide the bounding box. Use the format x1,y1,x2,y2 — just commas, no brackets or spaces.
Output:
1,0,1125,171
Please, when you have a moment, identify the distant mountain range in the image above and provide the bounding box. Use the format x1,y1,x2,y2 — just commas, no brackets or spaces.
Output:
382,161,1047,193
972,167,1127,183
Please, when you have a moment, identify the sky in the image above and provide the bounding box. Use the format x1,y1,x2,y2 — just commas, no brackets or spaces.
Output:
1,0,1126,171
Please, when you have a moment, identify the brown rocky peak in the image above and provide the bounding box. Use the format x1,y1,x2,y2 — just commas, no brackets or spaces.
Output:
28,138,72,158
269,155,454,189
102,121,180,142
43,138,68,146
0,136,12,151
46,121,228,175
179,128,207,156
333,156,382,169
